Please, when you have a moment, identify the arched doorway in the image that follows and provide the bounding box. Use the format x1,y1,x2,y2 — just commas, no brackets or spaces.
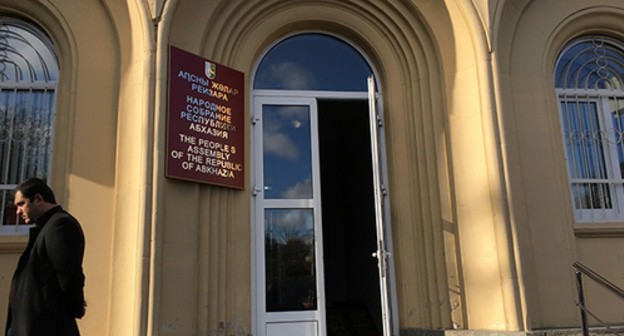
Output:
251,33,395,336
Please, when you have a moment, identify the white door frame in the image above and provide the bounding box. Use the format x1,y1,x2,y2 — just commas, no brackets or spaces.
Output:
252,95,326,336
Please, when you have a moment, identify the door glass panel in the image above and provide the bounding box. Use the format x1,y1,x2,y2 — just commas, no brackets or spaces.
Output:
265,208,317,312
263,105,313,199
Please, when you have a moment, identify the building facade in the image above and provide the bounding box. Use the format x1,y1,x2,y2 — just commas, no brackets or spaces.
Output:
0,0,623,335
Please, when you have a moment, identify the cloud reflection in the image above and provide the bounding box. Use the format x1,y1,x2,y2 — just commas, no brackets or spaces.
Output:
264,132,298,160
264,61,316,90
263,105,309,161
266,208,314,243
262,105,312,199
280,176,312,199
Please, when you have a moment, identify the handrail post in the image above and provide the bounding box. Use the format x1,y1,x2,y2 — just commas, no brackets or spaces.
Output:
575,270,589,336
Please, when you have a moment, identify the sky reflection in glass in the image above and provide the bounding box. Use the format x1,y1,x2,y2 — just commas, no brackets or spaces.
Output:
254,33,373,91
0,21,58,82
263,105,313,199
555,38,624,90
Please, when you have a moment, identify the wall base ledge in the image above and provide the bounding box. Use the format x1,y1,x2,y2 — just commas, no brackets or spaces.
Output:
400,327,624,336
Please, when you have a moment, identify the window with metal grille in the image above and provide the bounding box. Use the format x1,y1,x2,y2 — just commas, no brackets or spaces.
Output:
0,18,58,233
555,37,624,222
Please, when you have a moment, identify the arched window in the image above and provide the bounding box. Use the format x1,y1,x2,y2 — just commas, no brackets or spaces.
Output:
254,33,372,91
0,17,58,229
555,36,624,222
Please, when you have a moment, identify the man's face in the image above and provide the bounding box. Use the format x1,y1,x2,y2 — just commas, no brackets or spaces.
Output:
14,191,45,224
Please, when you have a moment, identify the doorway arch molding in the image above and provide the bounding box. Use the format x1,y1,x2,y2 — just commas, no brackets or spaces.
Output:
164,0,455,332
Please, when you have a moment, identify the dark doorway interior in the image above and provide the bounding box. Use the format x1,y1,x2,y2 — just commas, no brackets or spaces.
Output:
318,100,383,336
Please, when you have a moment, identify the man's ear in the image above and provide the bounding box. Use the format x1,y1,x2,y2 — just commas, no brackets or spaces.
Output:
32,194,44,204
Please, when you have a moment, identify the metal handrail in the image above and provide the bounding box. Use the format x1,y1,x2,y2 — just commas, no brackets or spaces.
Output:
572,261,624,336
573,262,624,299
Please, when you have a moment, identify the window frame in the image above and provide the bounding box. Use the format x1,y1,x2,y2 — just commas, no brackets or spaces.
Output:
555,36,624,223
557,91,624,222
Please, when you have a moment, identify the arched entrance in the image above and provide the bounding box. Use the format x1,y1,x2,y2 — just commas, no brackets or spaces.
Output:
251,33,396,336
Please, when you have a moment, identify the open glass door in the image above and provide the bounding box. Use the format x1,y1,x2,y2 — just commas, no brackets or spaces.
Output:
368,75,393,336
253,91,397,336
253,97,327,336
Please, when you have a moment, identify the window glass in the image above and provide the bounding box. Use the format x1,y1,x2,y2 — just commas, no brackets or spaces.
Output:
0,18,58,230
610,98,624,178
555,38,624,90
265,208,317,311
560,100,612,210
263,105,313,199
254,33,373,91
561,101,606,180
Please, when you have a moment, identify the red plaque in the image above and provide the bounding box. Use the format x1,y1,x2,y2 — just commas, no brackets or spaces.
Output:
167,46,245,189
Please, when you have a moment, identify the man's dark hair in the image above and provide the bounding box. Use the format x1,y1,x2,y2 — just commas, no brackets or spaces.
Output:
15,177,57,204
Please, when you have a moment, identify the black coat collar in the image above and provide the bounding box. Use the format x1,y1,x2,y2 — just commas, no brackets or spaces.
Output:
34,205,63,228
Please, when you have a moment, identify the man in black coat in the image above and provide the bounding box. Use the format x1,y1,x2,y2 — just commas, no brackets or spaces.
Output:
5,177,86,336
